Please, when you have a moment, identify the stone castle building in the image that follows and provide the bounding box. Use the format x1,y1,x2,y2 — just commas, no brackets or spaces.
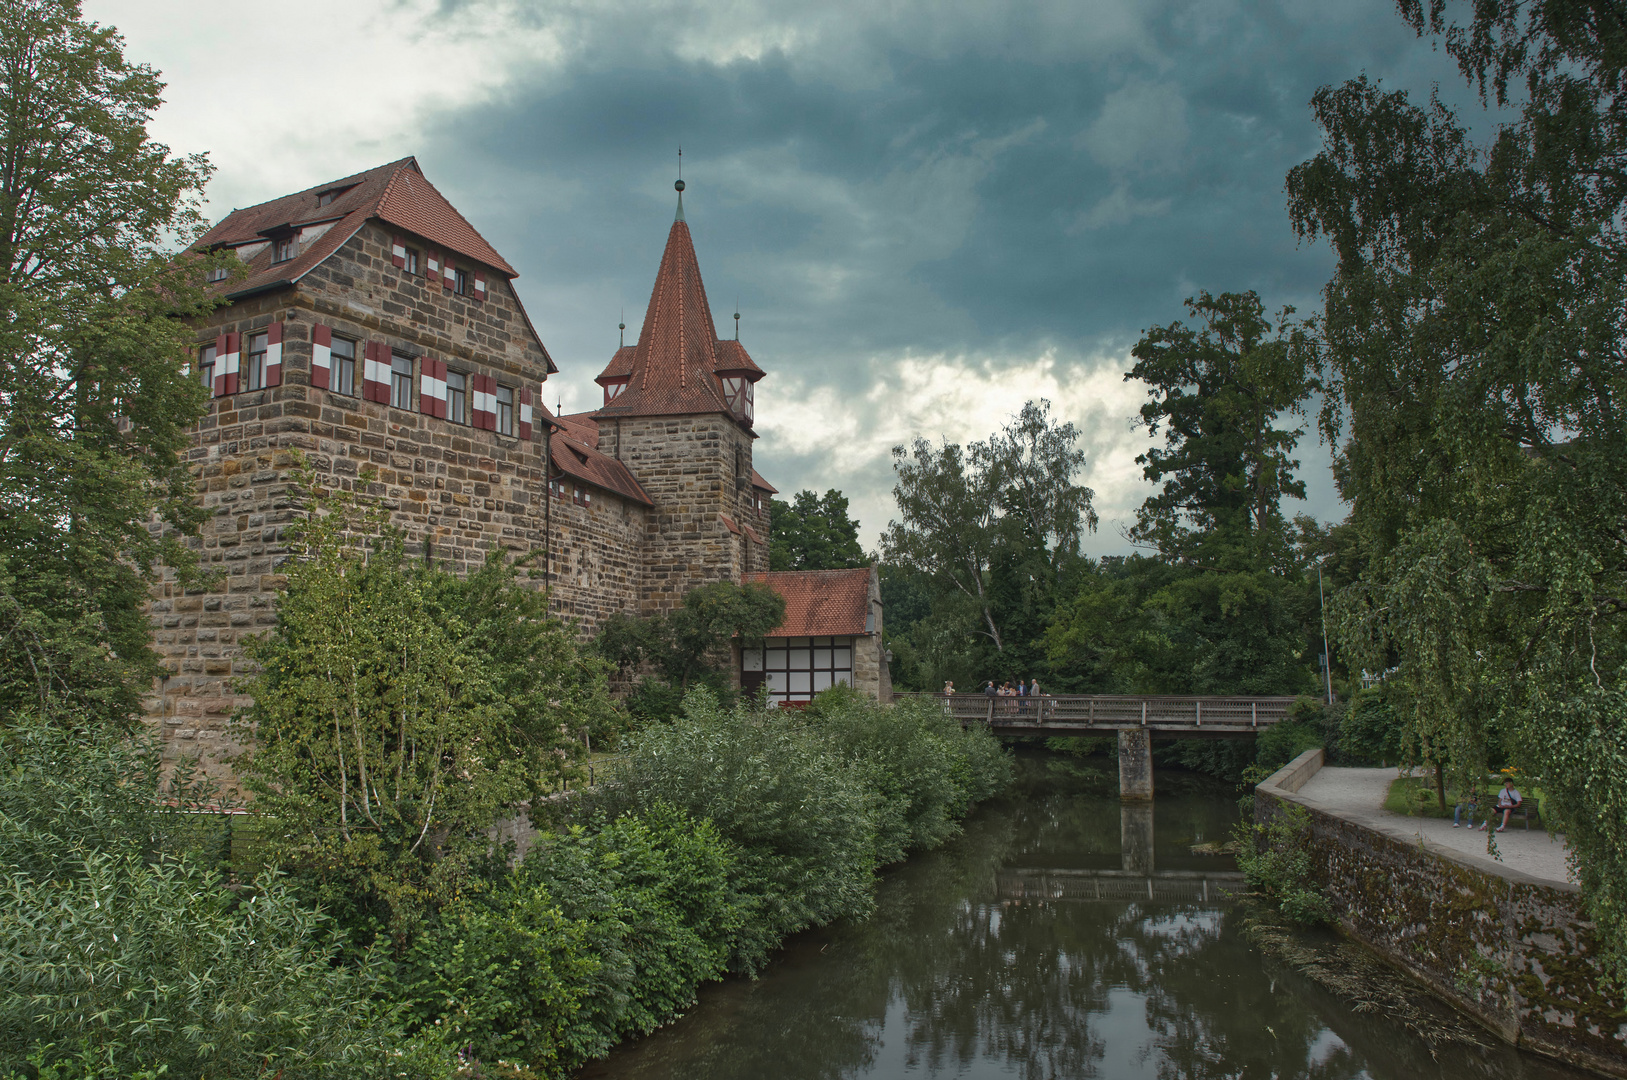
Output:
150,158,885,776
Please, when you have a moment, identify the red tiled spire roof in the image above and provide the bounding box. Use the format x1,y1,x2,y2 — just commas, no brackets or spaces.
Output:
593,199,763,422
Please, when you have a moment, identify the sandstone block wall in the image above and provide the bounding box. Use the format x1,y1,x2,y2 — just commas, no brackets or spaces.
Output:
149,223,555,782
1257,753,1627,1077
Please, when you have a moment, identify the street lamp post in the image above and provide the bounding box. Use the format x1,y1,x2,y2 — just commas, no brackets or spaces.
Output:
1317,558,1334,705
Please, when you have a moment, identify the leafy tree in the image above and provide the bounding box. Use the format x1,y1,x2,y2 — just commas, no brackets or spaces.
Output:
1285,0,1627,978
0,0,231,728
1127,291,1317,564
882,400,1095,655
237,471,615,945
594,581,785,719
769,489,867,571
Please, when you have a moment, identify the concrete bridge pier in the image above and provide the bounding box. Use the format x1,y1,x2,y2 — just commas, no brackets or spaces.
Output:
1118,729,1153,800
1120,802,1154,875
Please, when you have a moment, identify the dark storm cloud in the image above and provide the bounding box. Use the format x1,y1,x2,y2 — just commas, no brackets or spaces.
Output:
407,0,1471,540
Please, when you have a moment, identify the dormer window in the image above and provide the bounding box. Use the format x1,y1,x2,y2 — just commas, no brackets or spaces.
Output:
316,185,354,208
207,264,228,282
273,236,296,263
602,378,629,406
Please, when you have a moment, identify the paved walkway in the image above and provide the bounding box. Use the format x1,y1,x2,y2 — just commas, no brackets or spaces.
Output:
1294,766,1577,888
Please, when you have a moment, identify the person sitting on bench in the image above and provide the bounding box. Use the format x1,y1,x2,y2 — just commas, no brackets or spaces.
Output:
1479,778,1521,833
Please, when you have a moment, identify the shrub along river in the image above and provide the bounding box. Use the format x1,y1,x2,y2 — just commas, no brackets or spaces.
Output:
581,753,1593,1080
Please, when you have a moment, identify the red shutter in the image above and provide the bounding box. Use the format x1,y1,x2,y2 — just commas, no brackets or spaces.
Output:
213,333,229,397
363,342,380,402
419,355,436,415
310,324,331,389
435,359,449,419
477,373,492,429
518,386,532,441
425,249,438,283
391,234,406,269
472,268,486,304
265,321,284,387
442,258,455,293
221,331,241,396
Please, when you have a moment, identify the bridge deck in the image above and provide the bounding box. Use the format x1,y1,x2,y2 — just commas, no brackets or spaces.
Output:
895,693,1296,736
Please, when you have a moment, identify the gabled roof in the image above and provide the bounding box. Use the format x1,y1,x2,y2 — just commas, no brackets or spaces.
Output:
747,568,875,638
553,411,602,449
594,198,763,423
198,157,518,301
751,469,778,494
549,428,652,506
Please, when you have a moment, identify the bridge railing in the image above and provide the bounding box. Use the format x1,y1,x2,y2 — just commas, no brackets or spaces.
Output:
893,692,1298,729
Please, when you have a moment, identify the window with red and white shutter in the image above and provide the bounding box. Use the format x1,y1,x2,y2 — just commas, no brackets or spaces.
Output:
214,332,241,396
519,386,533,440
363,342,390,402
471,374,495,429
391,235,407,269
420,358,449,417
472,269,486,304
311,325,332,389
265,321,284,387
441,257,456,293
425,250,440,283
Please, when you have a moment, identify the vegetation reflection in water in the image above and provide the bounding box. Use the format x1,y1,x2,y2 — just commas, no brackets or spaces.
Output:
580,757,1591,1080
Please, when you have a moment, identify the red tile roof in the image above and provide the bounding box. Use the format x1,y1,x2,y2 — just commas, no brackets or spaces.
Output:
752,469,778,493
593,200,766,423
553,410,602,449
198,157,518,297
550,429,652,506
747,568,874,637
713,339,764,378
596,345,636,385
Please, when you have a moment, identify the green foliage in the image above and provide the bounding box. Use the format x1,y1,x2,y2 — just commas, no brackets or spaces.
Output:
1236,802,1331,925
801,684,1013,863
1253,719,1323,775
593,581,785,718
0,718,450,1080
1127,291,1317,562
1338,688,1405,765
0,0,235,730
882,400,1095,660
1285,0,1627,979
768,489,867,571
589,688,1010,973
237,470,616,944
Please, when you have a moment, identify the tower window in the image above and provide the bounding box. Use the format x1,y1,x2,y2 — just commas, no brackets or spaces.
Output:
446,370,467,424
331,336,357,396
495,384,514,435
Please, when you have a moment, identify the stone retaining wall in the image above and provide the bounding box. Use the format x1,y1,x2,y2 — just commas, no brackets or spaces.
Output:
1256,750,1626,1077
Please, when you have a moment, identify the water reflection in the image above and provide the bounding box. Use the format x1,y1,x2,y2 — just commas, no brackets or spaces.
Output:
580,759,1589,1080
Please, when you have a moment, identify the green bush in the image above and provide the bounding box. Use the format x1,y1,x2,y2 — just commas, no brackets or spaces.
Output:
1235,802,1331,925
0,719,449,1080
588,689,881,972
802,685,1011,862
588,688,1011,973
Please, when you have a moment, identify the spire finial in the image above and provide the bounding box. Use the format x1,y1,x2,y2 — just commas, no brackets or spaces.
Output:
619,308,626,348
674,146,686,222
734,298,740,341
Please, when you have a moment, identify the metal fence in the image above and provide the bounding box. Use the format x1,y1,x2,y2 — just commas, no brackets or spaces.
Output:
895,692,1298,731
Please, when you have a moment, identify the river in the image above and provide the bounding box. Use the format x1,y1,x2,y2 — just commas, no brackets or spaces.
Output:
579,754,1594,1080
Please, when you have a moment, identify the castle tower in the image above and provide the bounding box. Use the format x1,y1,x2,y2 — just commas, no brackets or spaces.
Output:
590,183,771,613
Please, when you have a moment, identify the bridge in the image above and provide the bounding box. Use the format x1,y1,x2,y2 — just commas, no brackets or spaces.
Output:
894,693,1299,800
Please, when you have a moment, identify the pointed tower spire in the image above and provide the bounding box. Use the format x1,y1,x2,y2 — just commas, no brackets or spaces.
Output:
674,146,685,222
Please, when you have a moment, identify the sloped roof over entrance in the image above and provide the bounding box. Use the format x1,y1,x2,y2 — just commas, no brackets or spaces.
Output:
747,568,876,638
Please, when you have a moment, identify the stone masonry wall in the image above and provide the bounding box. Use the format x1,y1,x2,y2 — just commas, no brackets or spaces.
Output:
1257,754,1627,1077
148,222,554,784
602,413,767,614
542,490,646,632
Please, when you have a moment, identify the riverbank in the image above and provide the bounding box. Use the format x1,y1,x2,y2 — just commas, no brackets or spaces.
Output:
1257,750,1625,1077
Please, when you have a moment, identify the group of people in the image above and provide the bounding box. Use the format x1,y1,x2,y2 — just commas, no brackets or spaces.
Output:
939,679,1044,698
1452,777,1524,833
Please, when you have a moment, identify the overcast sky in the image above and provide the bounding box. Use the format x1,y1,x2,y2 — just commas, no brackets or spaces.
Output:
90,0,1474,554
